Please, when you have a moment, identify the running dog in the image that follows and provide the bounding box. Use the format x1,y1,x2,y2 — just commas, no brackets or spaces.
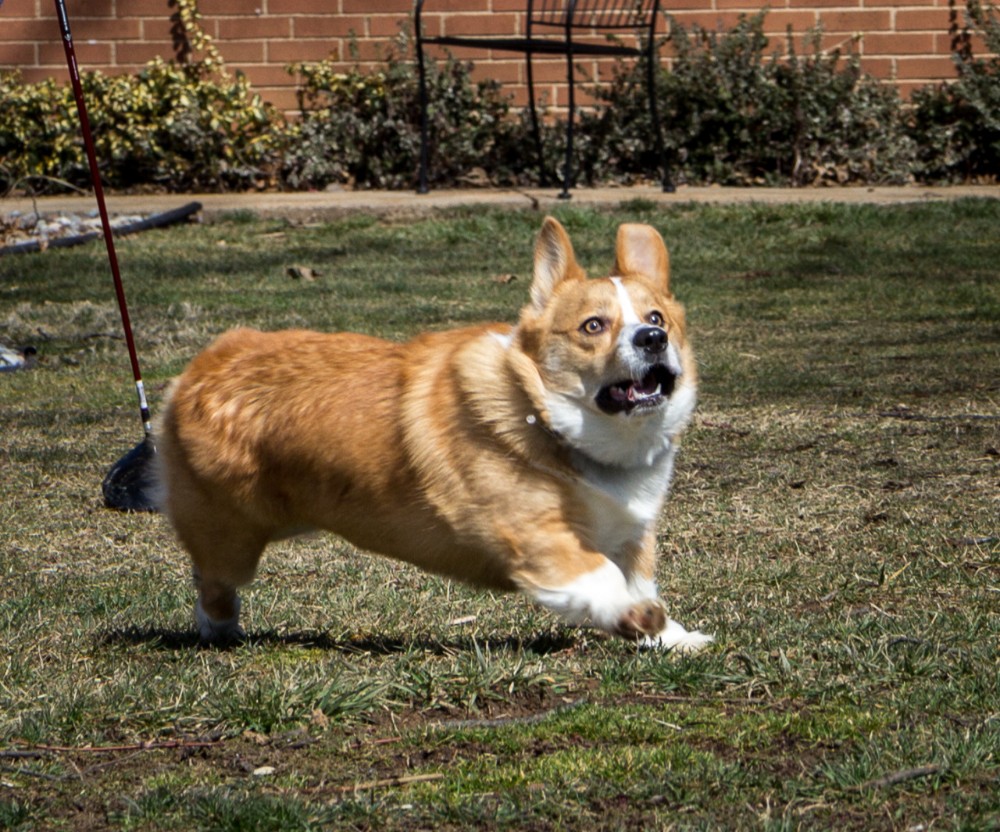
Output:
156,217,712,651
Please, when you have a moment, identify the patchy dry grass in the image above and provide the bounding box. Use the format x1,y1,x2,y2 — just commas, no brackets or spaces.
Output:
1,200,998,830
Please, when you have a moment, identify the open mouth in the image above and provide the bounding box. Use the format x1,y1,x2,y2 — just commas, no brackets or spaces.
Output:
595,365,677,415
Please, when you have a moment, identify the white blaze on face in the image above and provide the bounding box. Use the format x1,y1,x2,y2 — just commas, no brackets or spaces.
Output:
610,277,641,326
610,276,651,380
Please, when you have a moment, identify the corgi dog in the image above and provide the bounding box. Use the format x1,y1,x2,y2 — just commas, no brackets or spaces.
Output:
156,217,712,652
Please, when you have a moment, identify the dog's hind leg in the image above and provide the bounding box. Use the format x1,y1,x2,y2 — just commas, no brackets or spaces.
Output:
168,497,270,644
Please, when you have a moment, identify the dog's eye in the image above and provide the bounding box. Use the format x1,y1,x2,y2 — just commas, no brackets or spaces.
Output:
647,311,665,327
580,317,606,335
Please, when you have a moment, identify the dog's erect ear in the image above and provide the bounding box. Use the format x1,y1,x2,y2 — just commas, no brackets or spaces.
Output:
612,224,671,294
530,217,582,312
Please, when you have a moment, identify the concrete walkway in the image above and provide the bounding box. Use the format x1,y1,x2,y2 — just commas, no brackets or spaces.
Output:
3,184,999,222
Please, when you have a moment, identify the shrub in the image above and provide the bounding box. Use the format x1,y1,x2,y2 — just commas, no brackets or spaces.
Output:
1,5,997,193
281,39,531,190
0,60,280,194
909,0,1000,182
576,13,915,187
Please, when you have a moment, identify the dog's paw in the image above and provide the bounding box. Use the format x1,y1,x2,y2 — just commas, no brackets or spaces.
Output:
615,599,668,639
641,619,714,653
196,597,245,646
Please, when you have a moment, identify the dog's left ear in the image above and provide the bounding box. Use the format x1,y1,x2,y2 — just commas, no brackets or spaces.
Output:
613,224,671,295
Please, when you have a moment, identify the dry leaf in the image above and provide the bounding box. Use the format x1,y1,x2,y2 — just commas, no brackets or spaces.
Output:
287,265,320,281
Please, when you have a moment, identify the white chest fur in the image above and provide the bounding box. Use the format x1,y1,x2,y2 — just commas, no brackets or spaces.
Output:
570,446,677,558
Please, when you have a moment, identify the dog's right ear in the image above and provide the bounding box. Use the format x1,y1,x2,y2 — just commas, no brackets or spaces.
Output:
530,217,582,313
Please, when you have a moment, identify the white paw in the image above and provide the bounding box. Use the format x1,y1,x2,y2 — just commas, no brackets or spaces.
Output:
641,619,714,653
196,597,245,644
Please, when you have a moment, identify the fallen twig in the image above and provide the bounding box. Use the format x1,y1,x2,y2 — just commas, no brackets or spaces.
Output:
14,739,218,755
333,772,444,793
854,764,943,791
429,697,588,732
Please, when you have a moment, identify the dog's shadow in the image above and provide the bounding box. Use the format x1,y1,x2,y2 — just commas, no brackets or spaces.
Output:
98,625,581,656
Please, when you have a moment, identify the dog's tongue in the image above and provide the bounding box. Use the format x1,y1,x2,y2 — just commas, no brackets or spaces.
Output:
614,373,657,402
630,374,659,400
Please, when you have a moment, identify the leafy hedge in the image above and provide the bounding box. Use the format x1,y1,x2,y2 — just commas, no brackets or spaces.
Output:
0,59,278,193
1,6,997,194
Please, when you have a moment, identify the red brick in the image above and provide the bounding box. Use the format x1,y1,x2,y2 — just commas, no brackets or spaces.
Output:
764,10,820,32
897,80,933,98
11,68,57,82
475,58,522,83
290,15,367,38
120,0,175,17
115,42,177,64
894,54,957,79
952,32,990,55
862,32,936,54
667,12,745,32
667,0,725,10
527,59,574,84
140,16,177,42
801,31,860,54
264,0,319,11
421,0,490,10
216,41,266,63
895,8,953,31
38,41,112,66
416,14,445,38
256,86,300,112
0,44,39,67
0,20,58,41
216,16,292,40
343,0,412,13
237,64,302,86
65,0,116,19
199,0,263,15
444,13,520,37
786,0,859,8
859,56,895,79
816,10,892,32
268,40,341,64
73,18,143,40
369,15,411,37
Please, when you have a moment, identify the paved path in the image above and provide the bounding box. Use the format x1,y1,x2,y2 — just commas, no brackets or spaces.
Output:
3,184,999,222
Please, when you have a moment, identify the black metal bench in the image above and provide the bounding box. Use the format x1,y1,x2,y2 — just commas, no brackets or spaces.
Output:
415,0,672,198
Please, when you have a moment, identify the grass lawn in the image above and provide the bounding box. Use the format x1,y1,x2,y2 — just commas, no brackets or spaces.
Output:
1,199,998,830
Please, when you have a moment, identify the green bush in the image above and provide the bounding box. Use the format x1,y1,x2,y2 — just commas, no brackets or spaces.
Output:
909,0,1000,181
0,5,997,194
577,13,914,187
0,60,280,193
282,40,530,190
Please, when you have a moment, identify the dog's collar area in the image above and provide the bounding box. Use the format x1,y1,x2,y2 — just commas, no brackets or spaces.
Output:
525,412,563,442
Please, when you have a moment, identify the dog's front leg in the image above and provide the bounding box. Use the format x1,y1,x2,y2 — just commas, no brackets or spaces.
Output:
624,571,714,654
515,553,677,642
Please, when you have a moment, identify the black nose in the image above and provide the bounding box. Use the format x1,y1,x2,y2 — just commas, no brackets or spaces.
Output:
633,325,667,355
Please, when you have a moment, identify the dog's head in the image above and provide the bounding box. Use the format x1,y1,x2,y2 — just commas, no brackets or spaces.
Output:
514,217,697,467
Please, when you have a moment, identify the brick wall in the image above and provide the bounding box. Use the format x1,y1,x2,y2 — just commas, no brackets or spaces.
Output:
0,0,979,115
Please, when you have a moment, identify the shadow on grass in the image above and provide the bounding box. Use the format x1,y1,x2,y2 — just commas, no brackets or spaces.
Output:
97,625,581,656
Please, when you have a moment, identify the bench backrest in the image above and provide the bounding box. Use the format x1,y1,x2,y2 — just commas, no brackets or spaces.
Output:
528,0,660,31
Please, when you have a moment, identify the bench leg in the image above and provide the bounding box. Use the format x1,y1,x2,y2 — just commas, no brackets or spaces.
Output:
646,47,674,193
559,47,575,200
416,35,431,194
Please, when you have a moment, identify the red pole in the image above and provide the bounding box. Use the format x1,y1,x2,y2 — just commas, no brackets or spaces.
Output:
53,0,152,436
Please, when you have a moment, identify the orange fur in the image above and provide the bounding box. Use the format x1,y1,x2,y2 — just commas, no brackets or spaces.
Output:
157,217,712,650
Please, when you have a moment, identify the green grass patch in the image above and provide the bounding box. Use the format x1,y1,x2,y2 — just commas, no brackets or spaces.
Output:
1,200,998,829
